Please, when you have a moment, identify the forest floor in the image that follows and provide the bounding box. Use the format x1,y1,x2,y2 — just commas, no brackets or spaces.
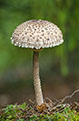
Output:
0,96,79,121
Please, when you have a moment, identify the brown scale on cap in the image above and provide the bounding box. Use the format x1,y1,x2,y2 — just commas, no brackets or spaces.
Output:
11,20,64,49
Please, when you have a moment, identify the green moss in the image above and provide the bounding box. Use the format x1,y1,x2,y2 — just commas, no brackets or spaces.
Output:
0,103,79,121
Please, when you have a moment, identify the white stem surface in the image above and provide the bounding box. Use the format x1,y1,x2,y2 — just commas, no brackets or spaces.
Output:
33,51,44,105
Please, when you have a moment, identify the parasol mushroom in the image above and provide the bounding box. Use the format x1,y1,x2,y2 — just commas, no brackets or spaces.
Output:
11,20,64,106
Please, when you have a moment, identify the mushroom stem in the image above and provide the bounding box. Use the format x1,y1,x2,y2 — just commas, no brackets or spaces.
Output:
33,51,44,105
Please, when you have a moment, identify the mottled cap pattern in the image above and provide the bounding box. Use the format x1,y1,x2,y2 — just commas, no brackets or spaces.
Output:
11,20,64,49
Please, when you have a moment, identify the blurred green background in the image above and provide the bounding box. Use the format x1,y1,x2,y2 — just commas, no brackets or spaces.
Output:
0,0,79,106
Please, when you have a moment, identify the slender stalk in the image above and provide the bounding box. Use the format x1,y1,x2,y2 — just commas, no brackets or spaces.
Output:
33,51,44,105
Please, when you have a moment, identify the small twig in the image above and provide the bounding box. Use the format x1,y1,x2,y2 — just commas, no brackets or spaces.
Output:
60,89,79,103
29,99,35,104
52,97,59,103
45,97,59,104
45,97,53,103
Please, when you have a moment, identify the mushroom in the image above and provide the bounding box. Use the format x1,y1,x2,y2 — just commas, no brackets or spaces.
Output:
11,20,64,106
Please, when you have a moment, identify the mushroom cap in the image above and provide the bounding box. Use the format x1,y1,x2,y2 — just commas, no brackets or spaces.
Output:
11,20,64,49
